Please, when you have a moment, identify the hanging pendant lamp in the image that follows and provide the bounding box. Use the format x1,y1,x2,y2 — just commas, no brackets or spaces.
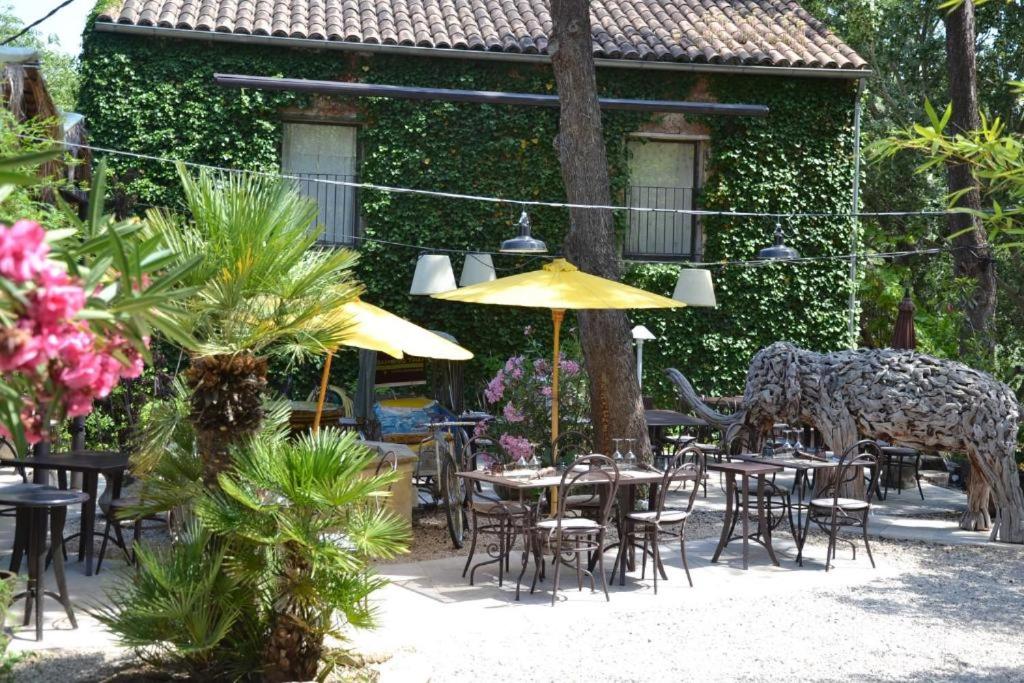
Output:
410,254,457,295
757,222,801,261
500,210,547,254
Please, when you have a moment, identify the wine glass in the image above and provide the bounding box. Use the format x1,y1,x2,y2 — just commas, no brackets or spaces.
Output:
612,438,624,466
625,439,637,470
781,428,793,450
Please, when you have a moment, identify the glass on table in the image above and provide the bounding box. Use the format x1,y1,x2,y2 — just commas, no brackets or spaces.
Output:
625,439,637,470
612,438,624,466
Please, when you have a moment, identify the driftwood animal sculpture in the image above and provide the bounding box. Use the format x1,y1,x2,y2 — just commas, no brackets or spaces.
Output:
668,342,1024,543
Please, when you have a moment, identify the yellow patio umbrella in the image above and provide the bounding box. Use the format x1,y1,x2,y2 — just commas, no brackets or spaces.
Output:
432,258,683,447
313,298,473,431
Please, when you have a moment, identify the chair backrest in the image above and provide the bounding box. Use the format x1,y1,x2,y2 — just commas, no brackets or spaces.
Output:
655,445,705,519
555,454,619,528
830,439,883,505
552,430,592,465
461,435,505,472
374,448,399,483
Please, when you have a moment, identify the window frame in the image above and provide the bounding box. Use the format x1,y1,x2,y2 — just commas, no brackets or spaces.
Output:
280,118,363,247
623,133,708,262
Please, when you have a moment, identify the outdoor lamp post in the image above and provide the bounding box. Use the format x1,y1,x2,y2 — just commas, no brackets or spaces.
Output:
631,324,656,387
500,210,547,254
410,254,457,295
459,252,496,287
672,268,717,307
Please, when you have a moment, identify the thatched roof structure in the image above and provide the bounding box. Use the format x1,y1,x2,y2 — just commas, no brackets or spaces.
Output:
1,47,90,185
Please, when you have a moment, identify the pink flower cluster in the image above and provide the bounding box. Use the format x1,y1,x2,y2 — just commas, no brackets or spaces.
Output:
484,370,505,404
499,433,534,461
0,221,146,443
502,401,524,423
560,359,581,376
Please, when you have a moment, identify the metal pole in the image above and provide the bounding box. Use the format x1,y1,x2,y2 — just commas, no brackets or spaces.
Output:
848,78,865,348
213,74,770,117
636,340,644,388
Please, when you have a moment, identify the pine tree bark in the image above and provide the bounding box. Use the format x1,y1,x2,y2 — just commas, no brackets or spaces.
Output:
944,1,996,354
548,0,651,458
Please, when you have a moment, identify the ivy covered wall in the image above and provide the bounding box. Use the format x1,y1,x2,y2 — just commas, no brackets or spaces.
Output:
78,28,858,404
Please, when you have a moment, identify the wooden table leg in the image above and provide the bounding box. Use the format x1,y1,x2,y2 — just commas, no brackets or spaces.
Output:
758,475,780,566
741,474,750,570
712,473,735,563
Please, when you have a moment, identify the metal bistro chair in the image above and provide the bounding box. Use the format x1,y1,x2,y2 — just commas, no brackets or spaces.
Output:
462,437,531,588
527,454,619,605
670,440,709,498
797,440,883,571
617,445,705,593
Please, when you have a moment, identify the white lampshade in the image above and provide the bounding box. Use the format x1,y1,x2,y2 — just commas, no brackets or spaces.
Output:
460,253,496,287
410,254,457,295
631,324,656,341
673,268,717,307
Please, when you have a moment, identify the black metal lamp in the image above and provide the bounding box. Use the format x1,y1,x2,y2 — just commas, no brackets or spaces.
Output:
757,222,800,261
500,210,547,254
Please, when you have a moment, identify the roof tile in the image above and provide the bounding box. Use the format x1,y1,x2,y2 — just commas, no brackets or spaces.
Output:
96,0,866,70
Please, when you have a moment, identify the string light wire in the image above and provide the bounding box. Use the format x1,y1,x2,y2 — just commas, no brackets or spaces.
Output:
19,134,1015,220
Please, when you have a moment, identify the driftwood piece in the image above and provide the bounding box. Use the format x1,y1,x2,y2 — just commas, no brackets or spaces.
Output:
668,342,1024,544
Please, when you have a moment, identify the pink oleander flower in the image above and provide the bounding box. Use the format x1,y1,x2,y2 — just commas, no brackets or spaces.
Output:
541,386,553,398
18,404,45,444
502,402,525,423
523,325,533,336
0,221,49,283
503,355,525,379
533,358,549,376
0,325,43,372
499,433,534,461
484,370,505,404
473,420,488,439
560,359,581,376
29,283,86,325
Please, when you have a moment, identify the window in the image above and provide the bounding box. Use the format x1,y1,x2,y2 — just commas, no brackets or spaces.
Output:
625,138,701,260
281,123,358,245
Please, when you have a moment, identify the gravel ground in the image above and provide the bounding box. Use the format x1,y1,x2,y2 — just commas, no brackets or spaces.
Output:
357,533,1024,683
13,501,1023,682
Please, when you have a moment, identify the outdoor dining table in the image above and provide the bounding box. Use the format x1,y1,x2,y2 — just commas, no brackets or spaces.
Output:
644,409,706,460
458,466,698,592
728,452,840,546
24,450,130,576
0,484,88,640
707,460,783,570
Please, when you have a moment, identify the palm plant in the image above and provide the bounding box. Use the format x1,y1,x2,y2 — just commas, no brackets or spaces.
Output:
92,522,262,678
146,164,361,487
197,427,409,682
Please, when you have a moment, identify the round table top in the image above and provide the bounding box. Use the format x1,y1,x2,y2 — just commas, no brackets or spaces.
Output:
0,484,89,508
645,409,707,428
880,446,919,457
24,450,129,473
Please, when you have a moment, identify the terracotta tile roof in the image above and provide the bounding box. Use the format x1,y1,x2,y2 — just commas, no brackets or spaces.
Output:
97,0,867,70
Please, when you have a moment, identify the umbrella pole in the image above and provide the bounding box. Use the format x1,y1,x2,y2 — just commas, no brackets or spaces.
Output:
313,351,334,433
551,309,565,451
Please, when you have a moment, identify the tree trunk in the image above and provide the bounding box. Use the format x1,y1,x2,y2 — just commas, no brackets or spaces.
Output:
944,1,999,530
184,352,267,488
262,544,322,682
961,458,993,531
944,1,996,354
548,0,651,458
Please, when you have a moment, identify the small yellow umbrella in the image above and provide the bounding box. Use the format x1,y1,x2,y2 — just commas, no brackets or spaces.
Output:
433,258,683,447
313,298,473,430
